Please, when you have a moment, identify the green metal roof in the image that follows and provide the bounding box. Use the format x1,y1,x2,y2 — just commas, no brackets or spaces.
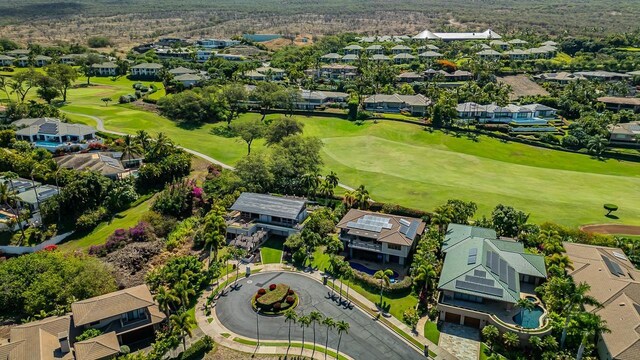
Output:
438,224,546,304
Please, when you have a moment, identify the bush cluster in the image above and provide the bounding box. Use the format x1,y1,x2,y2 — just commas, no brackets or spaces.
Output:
351,270,413,294
179,336,214,360
75,207,108,231
88,221,155,256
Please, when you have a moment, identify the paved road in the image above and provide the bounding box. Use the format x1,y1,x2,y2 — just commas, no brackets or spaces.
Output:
216,272,424,360
64,111,357,191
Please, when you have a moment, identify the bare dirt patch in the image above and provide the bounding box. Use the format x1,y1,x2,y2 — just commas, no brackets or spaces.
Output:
580,224,640,235
498,75,549,100
205,346,280,360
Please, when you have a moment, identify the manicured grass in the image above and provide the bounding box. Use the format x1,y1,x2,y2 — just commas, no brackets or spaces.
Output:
59,197,152,251
260,237,284,264
479,343,507,360
232,338,349,360
186,305,198,330
39,75,640,228
310,246,332,271
423,321,440,345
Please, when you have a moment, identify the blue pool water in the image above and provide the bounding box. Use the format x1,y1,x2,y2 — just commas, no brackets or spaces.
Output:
34,141,63,149
0,213,10,220
349,261,400,279
512,305,544,329
510,118,549,125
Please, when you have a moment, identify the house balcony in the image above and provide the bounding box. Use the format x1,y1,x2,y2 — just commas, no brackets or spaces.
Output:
346,238,382,252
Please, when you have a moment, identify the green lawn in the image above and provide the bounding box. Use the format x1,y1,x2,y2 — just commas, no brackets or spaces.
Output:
423,321,440,345
260,237,284,264
59,197,152,251
9,73,637,228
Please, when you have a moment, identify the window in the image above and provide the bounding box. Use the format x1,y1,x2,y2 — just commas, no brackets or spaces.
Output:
122,308,146,323
387,244,402,251
454,292,483,303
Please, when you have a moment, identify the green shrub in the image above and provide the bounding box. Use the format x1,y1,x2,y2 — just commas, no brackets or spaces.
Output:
166,216,199,250
256,284,289,308
76,328,102,342
75,207,108,231
352,270,413,294
179,335,214,360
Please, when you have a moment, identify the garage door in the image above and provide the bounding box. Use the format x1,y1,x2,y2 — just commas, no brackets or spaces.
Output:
463,316,481,328
444,312,461,324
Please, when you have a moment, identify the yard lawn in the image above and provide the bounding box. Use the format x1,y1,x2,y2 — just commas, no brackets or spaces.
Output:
45,77,640,227
260,237,284,264
424,321,440,345
59,197,152,252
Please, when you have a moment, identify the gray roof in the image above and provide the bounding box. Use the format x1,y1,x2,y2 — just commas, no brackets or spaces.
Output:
371,54,390,61
13,118,96,138
230,192,307,220
17,185,59,205
418,51,443,58
477,49,501,56
344,44,363,50
131,62,163,69
342,54,359,61
321,53,342,59
174,73,203,81
92,62,117,69
364,93,429,107
169,66,197,75
0,55,15,60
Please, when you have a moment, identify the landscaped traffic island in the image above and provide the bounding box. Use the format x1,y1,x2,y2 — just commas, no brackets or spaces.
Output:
252,283,298,315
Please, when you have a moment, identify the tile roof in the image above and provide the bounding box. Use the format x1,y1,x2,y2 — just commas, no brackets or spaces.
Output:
71,285,155,326
55,153,126,177
336,209,426,246
363,93,430,107
91,62,117,69
13,118,96,138
73,332,120,360
598,96,640,106
168,66,197,75
371,54,390,61
418,51,443,58
564,242,640,359
130,63,163,69
230,192,307,220
8,315,73,360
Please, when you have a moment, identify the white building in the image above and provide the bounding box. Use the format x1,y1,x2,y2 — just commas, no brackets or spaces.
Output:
130,63,163,78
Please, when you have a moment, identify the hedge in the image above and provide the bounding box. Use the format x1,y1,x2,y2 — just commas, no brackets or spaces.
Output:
368,202,432,221
179,336,214,360
256,284,289,307
352,270,413,294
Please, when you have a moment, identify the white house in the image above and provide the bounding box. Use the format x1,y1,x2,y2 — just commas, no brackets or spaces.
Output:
92,62,118,76
414,29,501,41
456,102,557,123
0,55,15,66
364,94,430,116
174,73,203,88
130,63,163,78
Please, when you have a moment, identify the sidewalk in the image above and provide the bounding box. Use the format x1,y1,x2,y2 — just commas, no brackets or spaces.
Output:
194,262,456,360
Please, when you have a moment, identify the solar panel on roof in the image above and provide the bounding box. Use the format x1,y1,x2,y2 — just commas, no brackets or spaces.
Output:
613,251,628,261
399,218,411,227
467,247,478,265
474,269,486,277
464,275,495,286
39,122,59,135
507,266,517,291
499,258,508,283
602,255,624,276
455,280,504,297
491,252,499,275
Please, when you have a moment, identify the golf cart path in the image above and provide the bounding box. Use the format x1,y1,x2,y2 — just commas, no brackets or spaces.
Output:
64,111,357,191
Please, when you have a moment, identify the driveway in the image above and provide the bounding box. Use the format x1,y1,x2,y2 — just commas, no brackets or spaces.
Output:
438,323,481,360
215,272,424,360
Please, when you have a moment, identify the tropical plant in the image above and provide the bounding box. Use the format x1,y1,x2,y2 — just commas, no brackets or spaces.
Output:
373,269,394,310
322,317,335,360
335,320,350,359
560,282,601,348
284,308,297,352
309,311,323,357
298,314,311,355
502,331,520,350
354,185,370,209
516,298,535,321
170,311,196,351
154,286,180,319
481,325,500,351
173,280,196,310
202,206,227,265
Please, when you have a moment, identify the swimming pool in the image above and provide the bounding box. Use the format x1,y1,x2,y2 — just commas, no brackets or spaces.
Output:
510,118,549,125
34,141,63,150
349,261,400,279
512,305,544,329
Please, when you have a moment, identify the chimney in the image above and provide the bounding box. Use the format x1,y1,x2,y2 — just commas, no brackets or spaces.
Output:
58,331,70,354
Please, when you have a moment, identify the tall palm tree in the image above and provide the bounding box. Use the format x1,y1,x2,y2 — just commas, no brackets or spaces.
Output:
233,247,247,287
318,181,334,199
343,266,354,307
0,181,25,239
154,286,179,319
308,311,323,357
373,269,394,310
354,185,370,209
325,171,339,188
335,320,350,359
546,253,574,271
342,190,356,208
301,172,320,198
203,208,227,265
284,308,297,355
135,130,152,154
170,311,196,351
298,314,311,355
560,282,601,349
120,134,142,167
337,260,347,303
412,262,437,293
322,317,335,360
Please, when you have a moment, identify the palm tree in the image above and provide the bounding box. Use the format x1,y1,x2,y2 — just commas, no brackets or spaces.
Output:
373,269,394,311
587,136,608,157
337,260,347,303
481,325,500,351
412,262,437,293
136,130,152,154
120,134,142,167
301,172,321,198
203,207,227,265
0,181,25,239
502,331,519,350
560,282,601,349
170,311,196,351
325,171,339,188
284,308,297,354
516,298,536,324
354,185,370,209
298,314,311,355
431,210,452,234
322,317,335,360
154,286,179,319
335,320,350,359
343,266,354,307
546,253,574,271
317,181,334,199
342,190,356,208
308,311,323,357
173,280,195,310
233,247,247,287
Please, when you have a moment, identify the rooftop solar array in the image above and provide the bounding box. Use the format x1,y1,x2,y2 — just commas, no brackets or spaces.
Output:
468,247,478,265
230,193,306,220
455,280,504,297
474,269,486,277
38,122,59,135
464,274,494,286
602,255,625,276
486,250,518,291
347,215,392,233
613,251,628,261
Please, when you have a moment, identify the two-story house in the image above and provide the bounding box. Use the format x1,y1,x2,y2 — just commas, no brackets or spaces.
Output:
363,94,430,116
226,192,308,239
0,285,165,360
337,209,426,265
129,63,163,79
437,224,547,333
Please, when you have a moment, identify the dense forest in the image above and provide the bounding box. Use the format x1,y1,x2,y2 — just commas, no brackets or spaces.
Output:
0,0,639,48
